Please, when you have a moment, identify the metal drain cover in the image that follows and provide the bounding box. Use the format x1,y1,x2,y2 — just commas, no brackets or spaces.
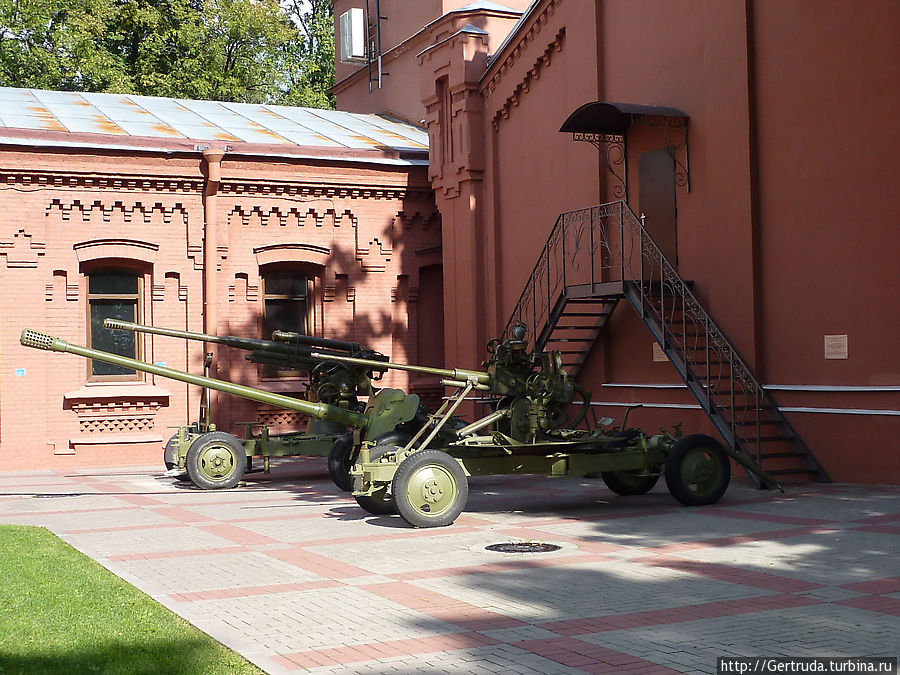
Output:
486,542,561,554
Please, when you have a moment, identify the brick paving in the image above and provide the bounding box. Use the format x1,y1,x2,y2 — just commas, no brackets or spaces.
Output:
1,459,898,674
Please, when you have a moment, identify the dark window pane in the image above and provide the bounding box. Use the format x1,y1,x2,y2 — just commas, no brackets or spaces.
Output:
265,272,307,297
89,271,138,295
90,300,136,376
264,299,307,335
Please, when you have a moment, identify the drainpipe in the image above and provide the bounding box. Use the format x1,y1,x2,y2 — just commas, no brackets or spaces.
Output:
202,147,225,425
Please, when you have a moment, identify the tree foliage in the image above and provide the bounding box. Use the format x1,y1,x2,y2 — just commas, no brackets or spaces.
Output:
0,0,335,107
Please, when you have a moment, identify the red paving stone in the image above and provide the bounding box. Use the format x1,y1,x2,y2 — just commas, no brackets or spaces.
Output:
836,595,900,616
839,576,900,594
543,594,821,636
197,523,281,545
645,557,824,592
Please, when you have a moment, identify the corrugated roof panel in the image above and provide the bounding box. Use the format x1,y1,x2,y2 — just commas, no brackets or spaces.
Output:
267,129,344,147
0,87,429,157
56,115,128,135
0,112,65,131
115,119,185,137
91,103,156,122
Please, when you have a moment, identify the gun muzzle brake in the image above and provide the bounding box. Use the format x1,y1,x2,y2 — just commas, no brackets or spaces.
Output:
20,329,57,351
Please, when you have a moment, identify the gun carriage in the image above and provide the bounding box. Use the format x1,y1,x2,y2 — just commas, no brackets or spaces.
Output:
21,324,780,527
99,319,397,490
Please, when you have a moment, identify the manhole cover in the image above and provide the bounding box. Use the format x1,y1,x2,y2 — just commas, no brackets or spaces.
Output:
485,542,561,554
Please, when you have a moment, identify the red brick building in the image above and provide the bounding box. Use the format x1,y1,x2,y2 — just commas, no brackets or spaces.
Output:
334,0,900,483
0,89,441,470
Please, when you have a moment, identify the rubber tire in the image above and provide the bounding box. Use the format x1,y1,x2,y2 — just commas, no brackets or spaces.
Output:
664,434,731,506
392,449,468,528
163,433,179,471
350,431,413,512
185,432,247,490
601,470,660,496
327,432,355,492
354,488,397,515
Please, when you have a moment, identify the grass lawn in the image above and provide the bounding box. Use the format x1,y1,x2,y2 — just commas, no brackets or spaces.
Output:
0,525,264,675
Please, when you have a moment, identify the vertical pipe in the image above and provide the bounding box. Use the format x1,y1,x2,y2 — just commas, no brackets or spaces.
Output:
729,348,736,447
202,147,225,421
561,215,567,291
545,245,551,325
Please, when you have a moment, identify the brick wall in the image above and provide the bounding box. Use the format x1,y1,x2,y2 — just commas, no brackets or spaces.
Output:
0,144,440,471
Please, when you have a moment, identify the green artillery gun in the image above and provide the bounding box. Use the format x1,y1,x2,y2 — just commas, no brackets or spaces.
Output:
308,322,782,526
21,326,781,526
37,323,410,491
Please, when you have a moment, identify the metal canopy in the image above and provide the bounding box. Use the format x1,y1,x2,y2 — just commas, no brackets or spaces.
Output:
559,101,689,135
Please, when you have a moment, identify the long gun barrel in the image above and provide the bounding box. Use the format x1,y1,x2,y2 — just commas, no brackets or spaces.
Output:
20,329,367,429
103,319,359,363
272,330,361,353
309,351,492,387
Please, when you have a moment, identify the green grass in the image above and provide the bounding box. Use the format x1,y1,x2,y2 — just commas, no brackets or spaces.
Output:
0,525,264,675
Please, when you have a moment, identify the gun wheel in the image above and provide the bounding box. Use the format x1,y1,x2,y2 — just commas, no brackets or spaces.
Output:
392,450,468,528
185,432,247,490
664,434,731,506
354,487,397,515
163,433,179,471
327,433,355,492
601,470,660,496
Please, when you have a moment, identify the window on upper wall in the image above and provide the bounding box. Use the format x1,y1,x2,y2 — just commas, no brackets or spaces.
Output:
261,268,313,376
86,269,141,379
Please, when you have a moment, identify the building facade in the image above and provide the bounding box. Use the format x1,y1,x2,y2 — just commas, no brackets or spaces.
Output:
335,0,900,483
0,89,441,471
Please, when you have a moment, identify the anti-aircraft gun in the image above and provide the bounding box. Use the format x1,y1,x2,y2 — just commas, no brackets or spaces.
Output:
21,325,781,527
307,322,783,527
96,320,397,489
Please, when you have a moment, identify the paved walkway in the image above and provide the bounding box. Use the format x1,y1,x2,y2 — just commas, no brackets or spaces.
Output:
1,460,898,674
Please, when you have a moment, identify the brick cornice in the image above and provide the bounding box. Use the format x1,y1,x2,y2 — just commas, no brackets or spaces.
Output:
219,180,432,201
487,27,566,130
481,0,562,95
1,169,203,193
0,169,433,201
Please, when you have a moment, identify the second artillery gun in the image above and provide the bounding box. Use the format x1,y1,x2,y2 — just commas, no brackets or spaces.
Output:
21,325,781,527
103,319,397,490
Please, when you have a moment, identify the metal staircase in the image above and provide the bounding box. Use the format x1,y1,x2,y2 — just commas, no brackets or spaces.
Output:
503,201,829,484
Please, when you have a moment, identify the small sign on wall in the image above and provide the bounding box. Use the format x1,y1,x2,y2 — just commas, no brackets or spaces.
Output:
824,334,848,360
652,342,668,362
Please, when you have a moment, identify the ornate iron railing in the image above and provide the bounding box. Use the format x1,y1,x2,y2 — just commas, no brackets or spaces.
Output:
504,201,827,480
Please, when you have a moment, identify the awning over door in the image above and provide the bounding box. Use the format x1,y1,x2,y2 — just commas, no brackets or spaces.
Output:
560,101,691,194
559,101,689,135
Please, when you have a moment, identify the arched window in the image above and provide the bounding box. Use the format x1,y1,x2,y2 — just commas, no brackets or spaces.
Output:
262,269,311,338
86,268,142,379
259,266,319,377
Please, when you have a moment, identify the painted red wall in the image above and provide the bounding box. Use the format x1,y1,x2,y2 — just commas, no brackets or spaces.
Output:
0,137,441,471
417,0,900,483
335,1,526,124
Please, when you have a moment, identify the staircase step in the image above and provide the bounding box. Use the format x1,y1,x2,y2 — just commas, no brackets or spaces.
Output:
545,338,594,343
758,451,806,459
560,311,614,317
739,435,795,443
766,468,822,476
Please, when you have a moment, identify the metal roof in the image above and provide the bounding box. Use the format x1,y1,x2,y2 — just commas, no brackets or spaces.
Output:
0,87,429,153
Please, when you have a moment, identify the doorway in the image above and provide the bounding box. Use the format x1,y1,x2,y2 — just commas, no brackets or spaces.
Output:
637,148,678,267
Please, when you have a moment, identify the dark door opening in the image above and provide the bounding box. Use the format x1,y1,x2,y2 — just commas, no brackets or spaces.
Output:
638,148,678,267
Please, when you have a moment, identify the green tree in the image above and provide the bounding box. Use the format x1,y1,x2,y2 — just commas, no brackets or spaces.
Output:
279,0,335,108
0,0,335,107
